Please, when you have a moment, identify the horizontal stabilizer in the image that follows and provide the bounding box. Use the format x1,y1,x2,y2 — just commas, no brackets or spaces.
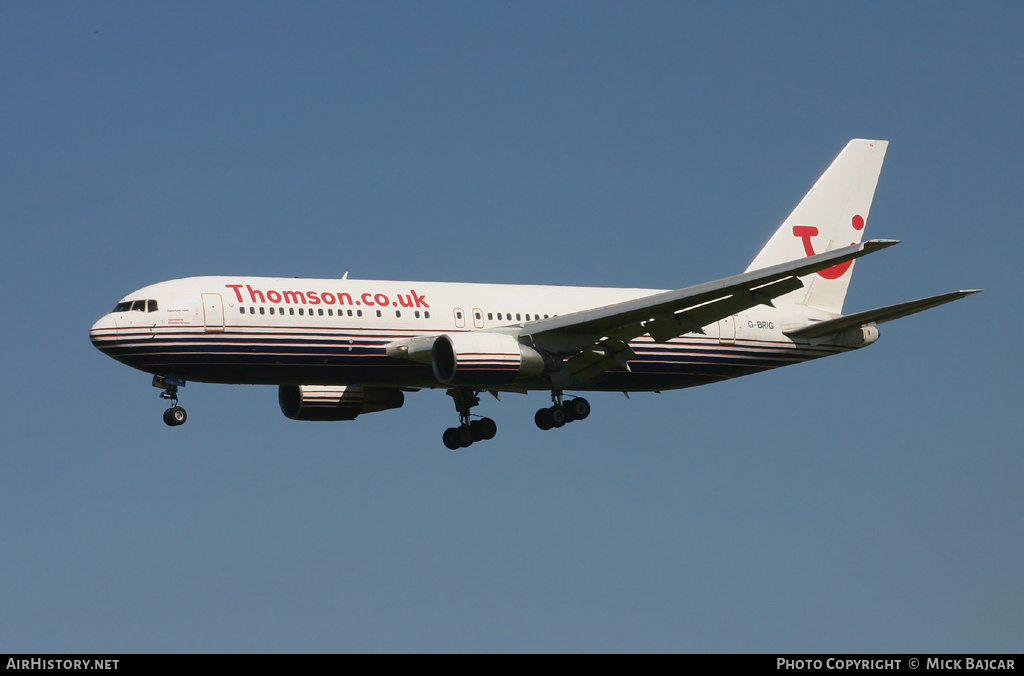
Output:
785,289,982,339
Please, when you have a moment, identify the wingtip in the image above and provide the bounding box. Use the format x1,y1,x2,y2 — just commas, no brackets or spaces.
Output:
862,238,900,251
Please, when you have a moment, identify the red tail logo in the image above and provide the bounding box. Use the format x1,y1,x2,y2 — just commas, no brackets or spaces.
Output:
792,215,865,279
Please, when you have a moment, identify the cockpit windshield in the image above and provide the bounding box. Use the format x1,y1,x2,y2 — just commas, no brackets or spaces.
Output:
113,299,158,313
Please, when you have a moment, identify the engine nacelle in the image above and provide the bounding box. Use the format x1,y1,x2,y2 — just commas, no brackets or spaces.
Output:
831,325,880,348
431,332,558,386
278,385,404,421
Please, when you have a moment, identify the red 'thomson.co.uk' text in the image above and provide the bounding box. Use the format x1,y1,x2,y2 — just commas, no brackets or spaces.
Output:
225,284,429,309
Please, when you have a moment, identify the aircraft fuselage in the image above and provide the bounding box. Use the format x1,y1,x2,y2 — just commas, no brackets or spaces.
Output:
90,275,849,393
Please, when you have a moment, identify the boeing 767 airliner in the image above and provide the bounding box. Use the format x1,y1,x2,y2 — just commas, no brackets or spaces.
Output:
90,140,979,449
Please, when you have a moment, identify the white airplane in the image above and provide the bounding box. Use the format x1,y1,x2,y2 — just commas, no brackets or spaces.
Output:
90,139,978,449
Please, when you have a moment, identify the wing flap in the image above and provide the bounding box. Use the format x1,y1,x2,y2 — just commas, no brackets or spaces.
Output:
565,339,637,383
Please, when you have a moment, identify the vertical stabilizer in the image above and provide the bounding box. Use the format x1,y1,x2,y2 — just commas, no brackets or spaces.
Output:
745,139,888,314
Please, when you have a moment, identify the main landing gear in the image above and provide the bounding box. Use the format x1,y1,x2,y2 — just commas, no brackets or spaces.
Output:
443,388,498,450
440,389,593,448
535,391,590,431
153,375,187,427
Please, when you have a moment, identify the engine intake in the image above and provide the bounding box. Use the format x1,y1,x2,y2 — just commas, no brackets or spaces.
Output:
278,385,404,421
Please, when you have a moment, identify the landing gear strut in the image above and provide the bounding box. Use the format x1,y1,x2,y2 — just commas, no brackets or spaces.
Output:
442,388,497,450
535,391,590,431
153,375,187,427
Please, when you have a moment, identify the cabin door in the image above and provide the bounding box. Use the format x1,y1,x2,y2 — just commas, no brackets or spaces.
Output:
202,293,225,333
718,315,736,344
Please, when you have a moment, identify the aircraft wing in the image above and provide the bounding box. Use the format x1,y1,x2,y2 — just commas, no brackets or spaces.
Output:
519,239,899,355
783,289,982,340
385,239,899,384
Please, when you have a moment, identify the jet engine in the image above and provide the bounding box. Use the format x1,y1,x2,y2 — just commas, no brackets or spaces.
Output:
431,332,559,386
831,325,881,348
278,384,405,421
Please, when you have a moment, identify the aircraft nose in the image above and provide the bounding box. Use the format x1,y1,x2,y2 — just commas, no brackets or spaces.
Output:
90,314,118,348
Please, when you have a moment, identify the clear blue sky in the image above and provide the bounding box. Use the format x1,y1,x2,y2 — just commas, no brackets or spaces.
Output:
1,2,1020,653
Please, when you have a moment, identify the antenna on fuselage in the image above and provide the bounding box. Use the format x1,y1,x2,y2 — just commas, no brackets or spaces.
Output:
341,271,349,280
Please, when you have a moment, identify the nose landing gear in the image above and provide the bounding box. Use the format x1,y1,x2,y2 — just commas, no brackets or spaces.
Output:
153,375,187,427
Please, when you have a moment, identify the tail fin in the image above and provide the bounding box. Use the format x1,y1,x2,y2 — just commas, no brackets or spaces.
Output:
745,139,888,314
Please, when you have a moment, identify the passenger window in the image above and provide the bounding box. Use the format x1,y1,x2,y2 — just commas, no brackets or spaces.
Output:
487,313,493,320
240,307,246,314
424,311,430,319
376,310,382,317
318,309,324,316
269,307,275,315
298,308,304,315
516,313,521,321
290,308,295,315
357,310,363,317
259,307,265,315
396,310,401,318
249,307,256,314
